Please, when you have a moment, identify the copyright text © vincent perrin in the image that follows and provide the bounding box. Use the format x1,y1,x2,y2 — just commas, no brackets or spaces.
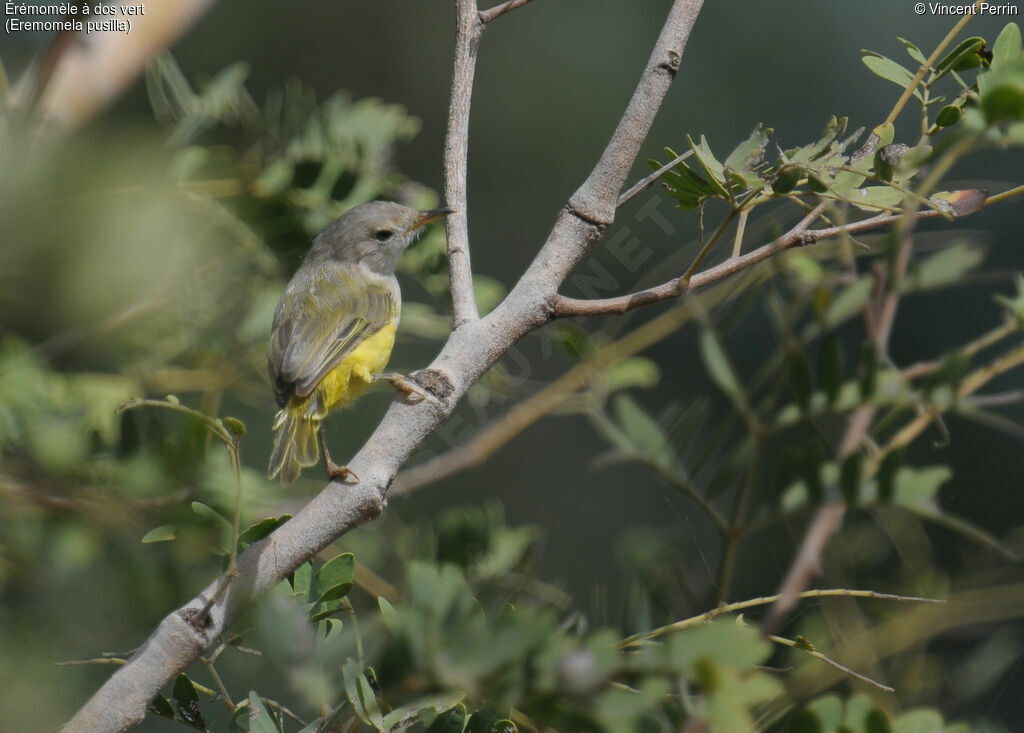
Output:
914,2,1018,14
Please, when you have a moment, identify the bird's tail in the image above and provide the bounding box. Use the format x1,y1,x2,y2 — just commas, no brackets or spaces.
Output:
268,407,320,485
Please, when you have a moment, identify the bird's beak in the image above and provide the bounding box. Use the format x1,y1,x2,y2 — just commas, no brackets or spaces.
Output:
407,206,455,233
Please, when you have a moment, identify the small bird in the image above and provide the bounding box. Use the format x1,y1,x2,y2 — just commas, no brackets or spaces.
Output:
267,201,453,485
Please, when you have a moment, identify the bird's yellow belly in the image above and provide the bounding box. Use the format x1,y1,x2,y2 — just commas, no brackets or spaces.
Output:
315,321,397,410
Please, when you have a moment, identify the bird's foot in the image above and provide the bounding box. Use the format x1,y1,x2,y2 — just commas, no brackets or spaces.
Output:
326,460,359,484
319,429,359,483
374,371,432,404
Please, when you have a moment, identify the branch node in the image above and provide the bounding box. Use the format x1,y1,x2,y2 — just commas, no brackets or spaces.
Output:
563,202,611,232
410,368,456,403
181,607,214,635
658,49,682,77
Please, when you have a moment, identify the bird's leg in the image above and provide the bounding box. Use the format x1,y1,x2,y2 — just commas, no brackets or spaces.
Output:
373,371,431,404
318,427,359,483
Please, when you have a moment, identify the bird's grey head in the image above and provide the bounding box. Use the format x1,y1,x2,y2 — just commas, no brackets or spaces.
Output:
313,201,453,275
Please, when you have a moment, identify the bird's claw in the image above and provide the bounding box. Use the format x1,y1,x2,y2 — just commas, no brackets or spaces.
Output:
374,372,432,404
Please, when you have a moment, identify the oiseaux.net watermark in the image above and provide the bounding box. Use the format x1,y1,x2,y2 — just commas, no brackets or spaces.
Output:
914,2,1018,14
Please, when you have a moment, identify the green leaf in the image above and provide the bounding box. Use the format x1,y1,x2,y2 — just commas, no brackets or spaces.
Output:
806,694,844,732
654,147,719,209
772,164,804,194
876,448,903,503
935,37,987,78
668,619,773,668
823,277,873,329
994,273,1024,325
342,659,373,729
847,186,903,212
898,37,927,65
801,444,827,504
865,708,892,733
819,334,845,405
893,466,951,507
247,691,282,733
840,452,863,503
992,23,1023,69
142,524,177,543
603,356,661,393
255,158,294,197
427,703,468,733
892,709,944,733
147,694,175,719
787,349,813,411
313,552,355,604
699,329,748,411
222,416,246,436
785,709,824,733
191,501,233,533
289,560,312,596
382,694,467,731
687,135,730,197
466,709,517,733
172,674,205,730
612,395,677,473
862,53,917,89
310,599,344,622
238,515,291,550
980,58,1024,122
359,671,385,730
859,341,879,399
724,123,772,171
378,596,400,633
904,243,983,292
934,104,963,128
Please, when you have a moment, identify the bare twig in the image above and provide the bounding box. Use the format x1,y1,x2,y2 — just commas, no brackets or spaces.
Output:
443,0,483,327
553,201,929,318
619,588,942,649
617,149,694,207
479,0,537,24
769,634,894,693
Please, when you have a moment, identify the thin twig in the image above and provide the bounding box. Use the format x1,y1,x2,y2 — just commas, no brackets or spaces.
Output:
619,587,942,649
769,634,894,693
617,149,694,208
478,0,536,24
443,0,483,326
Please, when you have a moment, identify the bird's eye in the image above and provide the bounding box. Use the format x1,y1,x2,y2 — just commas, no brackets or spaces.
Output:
374,229,395,243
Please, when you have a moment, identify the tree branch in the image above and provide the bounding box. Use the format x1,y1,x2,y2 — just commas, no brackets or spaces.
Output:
443,0,483,327
64,2,706,730
551,204,945,318
32,0,219,129
503,0,704,317
478,0,536,24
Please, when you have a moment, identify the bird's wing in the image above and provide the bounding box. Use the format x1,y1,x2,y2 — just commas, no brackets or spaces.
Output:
268,264,398,405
